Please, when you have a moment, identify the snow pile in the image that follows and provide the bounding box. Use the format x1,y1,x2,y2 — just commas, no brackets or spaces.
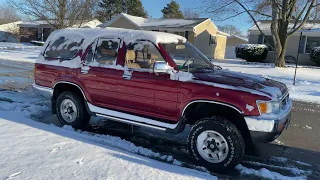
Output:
170,71,194,82
45,28,186,51
236,165,307,180
238,44,268,49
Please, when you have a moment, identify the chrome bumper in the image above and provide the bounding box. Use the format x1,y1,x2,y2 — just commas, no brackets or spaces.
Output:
244,99,292,133
32,83,53,98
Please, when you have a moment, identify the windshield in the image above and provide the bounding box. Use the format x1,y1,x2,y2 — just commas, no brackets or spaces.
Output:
162,42,214,72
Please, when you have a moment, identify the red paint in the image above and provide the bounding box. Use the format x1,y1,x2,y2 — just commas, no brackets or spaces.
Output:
34,37,288,124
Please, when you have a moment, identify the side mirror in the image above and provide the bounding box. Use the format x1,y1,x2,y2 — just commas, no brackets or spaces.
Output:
154,61,170,74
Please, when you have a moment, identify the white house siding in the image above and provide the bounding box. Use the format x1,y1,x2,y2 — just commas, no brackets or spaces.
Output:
194,30,215,58
249,32,316,65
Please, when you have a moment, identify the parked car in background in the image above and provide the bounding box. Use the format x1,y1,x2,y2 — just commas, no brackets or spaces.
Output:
33,28,292,172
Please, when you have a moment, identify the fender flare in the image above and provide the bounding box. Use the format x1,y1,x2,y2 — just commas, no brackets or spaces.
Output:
53,81,88,101
181,100,244,116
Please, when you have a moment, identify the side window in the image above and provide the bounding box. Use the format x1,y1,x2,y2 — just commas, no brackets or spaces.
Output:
125,41,166,69
85,47,94,63
84,40,98,64
94,39,119,65
45,36,84,59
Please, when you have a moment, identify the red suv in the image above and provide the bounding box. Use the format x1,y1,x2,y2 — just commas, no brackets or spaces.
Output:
33,28,292,172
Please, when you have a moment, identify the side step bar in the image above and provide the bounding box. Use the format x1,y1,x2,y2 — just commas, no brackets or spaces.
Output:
88,103,181,131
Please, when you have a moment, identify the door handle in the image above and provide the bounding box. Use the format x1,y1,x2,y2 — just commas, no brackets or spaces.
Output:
122,74,132,80
122,69,132,80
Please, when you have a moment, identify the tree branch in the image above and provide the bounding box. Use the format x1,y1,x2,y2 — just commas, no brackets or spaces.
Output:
233,0,274,48
288,0,316,36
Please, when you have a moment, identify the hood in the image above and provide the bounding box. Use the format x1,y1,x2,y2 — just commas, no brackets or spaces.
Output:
192,70,287,100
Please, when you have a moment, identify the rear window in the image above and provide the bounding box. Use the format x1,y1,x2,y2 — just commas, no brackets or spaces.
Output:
45,35,84,59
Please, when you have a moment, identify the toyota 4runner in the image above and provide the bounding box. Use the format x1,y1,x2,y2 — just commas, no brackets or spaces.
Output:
33,28,292,172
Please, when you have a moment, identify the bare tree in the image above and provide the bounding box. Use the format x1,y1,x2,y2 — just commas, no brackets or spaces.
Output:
0,4,21,25
202,0,319,67
183,8,200,18
9,0,98,30
218,24,243,36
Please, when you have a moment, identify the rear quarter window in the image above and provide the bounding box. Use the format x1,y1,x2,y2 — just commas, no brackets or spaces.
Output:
45,35,84,59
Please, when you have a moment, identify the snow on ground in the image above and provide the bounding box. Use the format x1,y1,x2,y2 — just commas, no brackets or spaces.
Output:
213,59,320,104
0,91,216,180
0,42,41,63
0,88,314,179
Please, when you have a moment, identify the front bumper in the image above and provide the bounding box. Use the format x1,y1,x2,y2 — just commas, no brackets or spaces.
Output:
32,83,53,98
244,99,292,143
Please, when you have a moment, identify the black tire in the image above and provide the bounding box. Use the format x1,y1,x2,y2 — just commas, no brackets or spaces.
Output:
188,116,245,173
56,91,90,129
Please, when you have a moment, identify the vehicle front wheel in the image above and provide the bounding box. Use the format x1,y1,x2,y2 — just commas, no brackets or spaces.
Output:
188,116,245,173
56,91,90,129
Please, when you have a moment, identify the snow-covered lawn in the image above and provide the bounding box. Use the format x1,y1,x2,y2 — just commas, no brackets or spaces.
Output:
213,59,320,104
0,42,41,63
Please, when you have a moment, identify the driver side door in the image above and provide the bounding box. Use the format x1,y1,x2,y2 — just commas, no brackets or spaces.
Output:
117,40,178,122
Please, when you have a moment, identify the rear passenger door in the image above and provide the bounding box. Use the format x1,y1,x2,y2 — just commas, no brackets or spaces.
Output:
79,38,122,109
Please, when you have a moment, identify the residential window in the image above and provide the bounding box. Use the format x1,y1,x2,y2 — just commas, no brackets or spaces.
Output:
125,41,166,69
174,32,185,37
263,36,274,51
305,37,320,53
185,31,189,41
94,39,119,65
209,35,216,46
298,36,306,53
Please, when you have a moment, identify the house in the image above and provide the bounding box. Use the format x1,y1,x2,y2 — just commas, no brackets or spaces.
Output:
0,19,102,43
225,35,249,59
249,20,320,65
0,21,22,42
101,13,228,59
227,35,248,46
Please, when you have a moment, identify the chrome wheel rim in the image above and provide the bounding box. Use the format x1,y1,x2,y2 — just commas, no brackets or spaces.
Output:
60,99,77,123
196,130,229,163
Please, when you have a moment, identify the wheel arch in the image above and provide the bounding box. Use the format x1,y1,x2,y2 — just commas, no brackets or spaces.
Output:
52,81,93,115
182,100,251,141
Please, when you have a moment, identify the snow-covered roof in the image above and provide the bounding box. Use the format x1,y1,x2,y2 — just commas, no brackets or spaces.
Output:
250,20,320,31
217,31,230,37
75,20,102,28
228,35,248,42
101,13,209,29
0,21,22,31
45,27,187,48
19,19,102,28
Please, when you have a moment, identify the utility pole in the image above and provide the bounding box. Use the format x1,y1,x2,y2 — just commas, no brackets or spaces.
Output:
293,32,303,86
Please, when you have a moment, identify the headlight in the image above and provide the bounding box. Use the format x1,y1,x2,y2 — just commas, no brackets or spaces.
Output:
257,101,280,115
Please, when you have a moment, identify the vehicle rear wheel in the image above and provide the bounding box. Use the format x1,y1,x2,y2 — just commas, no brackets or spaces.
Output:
56,91,90,129
188,116,245,173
